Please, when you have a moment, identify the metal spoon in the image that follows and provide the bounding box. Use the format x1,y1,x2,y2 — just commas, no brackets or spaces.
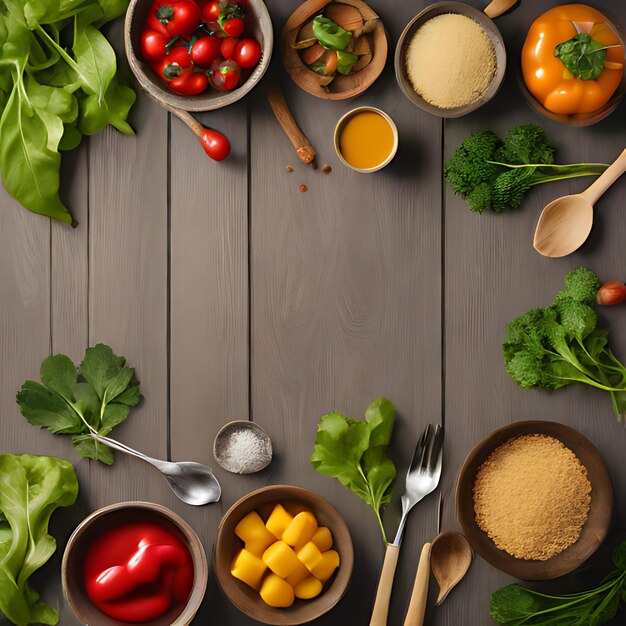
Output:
402,532,473,626
90,432,222,506
533,148,626,258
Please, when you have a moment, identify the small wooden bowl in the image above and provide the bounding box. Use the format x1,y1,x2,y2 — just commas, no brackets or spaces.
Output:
282,0,388,100
216,485,354,625
395,2,506,117
62,502,208,625
457,421,613,581
125,0,273,112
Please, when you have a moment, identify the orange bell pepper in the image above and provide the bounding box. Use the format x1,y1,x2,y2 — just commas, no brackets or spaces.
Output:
522,4,624,115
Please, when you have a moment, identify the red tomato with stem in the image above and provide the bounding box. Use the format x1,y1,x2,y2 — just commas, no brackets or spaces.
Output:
152,57,186,82
155,1,201,37
233,38,261,69
202,1,221,22
170,68,209,95
140,29,168,61
220,37,237,60
146,0,169,35
222,16,244,37
190,35,220,67
211,59,240,90
200,128,230,160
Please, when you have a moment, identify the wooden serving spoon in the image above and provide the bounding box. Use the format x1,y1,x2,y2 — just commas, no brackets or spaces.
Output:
534,148,626,258
167,106,231,161
402,532,473,626
484,0,518,18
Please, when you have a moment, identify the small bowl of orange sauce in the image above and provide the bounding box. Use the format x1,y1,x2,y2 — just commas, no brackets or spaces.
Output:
334,106,398,173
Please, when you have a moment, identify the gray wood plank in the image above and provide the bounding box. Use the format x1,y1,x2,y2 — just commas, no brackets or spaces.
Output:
439,1,626,625
250,1,443,623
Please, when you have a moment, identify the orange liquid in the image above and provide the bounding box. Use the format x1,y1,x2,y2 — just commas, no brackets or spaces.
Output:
339,111,395,170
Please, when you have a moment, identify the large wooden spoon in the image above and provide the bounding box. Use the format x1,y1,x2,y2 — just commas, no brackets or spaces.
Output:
484,0,518,18
534,148,626,258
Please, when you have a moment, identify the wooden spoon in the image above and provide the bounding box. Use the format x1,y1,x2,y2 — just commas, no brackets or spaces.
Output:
534,148,626,258
402,532,473,626
484,0,518,18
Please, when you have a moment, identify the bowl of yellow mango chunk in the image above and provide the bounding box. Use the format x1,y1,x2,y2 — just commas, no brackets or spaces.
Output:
215,485,354,624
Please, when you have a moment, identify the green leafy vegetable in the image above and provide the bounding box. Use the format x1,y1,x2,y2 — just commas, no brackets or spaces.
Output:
0,0,135,226
311,398,396,544
0,454,78,626
491,541,626,624
555,32,608,81
336,49,359,75
504,267,626,421
444,124,608,213
312,15,352,51
16,344,141,464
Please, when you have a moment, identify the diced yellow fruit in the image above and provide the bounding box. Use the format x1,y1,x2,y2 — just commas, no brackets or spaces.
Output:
285,566,309,587
283,501,313,517
265,504,294,540
310,550,340,583
262,540,309,582
230,548,267,591
282,512,318,550
311,527,333,552
297,541,323,573
235,511,277,557
260,573,295,608
294,576,323,600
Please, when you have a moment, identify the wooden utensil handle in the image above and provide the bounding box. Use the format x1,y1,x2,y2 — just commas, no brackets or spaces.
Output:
402,543,432,626
484,0,518,18
581,147,626,205
369,544,400,626
268,84,316,164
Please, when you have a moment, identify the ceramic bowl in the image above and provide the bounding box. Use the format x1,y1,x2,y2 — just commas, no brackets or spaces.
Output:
124,0,273,112
62,501,208,625
395,2,506,117
216,485,354,625
457,420,613,580
282,0,387,100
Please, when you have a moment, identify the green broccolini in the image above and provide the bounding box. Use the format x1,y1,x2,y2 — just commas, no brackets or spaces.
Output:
503,268,626,421
444,124,608,213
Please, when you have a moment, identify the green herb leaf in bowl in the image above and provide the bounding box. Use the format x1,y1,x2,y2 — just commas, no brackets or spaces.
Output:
312,15,352,51
16,344,141,465
311,398,396,544
0,454,78,626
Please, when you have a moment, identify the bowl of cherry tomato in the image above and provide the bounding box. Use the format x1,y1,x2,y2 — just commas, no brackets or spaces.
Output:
125,0,273,111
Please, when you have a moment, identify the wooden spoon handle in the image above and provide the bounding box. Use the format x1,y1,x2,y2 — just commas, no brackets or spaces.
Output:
268,84,316,164
484,0,518,18
581,147,626,205
369,544,400,626
168,107,204,138
402,543,432,626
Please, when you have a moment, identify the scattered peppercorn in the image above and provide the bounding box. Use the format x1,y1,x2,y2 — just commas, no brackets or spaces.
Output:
286,165,294,173
322,165,332,174
311,161,318,170
300,184,308,193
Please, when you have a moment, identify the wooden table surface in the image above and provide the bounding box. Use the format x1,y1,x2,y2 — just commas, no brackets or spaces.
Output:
1,0,626,624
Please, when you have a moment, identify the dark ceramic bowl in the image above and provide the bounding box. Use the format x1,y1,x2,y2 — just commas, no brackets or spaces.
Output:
62,501,208,625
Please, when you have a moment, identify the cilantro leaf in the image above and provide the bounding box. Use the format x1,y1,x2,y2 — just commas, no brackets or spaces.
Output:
311,398,396,544
16,344,141,464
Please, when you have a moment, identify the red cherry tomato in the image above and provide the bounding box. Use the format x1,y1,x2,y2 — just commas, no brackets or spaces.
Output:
222,16,244,37
233,38,261,69
170,69,209,95
154,1,201,37
190,35,220,68
202,1,221,22
140,29,168,61
168,44,191,68
211,59,240,90
146,0,169,35
220,37,237,60
200,128,230,161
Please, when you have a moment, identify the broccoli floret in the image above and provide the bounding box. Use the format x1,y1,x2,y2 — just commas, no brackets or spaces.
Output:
445,124,607,214
495,124,556,165
491,168,535,213
443,130,501,196
503,267,626,421
467,182,492,213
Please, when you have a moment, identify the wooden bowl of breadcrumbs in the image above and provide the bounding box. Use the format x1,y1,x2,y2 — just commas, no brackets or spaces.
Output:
457,421,613,580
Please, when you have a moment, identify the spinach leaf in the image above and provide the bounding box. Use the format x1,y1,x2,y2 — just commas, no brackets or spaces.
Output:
554,33,607,81
312,15,352,51
311,398,396,543
0,454,78,626
17,344,141,465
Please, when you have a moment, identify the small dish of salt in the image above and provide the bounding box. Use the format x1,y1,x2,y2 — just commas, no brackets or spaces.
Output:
213,421,273,474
